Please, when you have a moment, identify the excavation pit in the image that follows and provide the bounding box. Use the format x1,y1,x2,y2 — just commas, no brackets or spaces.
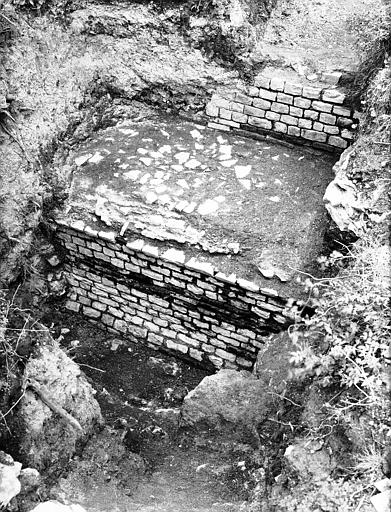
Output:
54,115,335,369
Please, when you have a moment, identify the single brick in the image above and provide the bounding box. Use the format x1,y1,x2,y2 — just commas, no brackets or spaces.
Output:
301,129,327,142
142,244,159,258
177,333,199,348
288,126,301,137
142,269,164,281
312,101,333,113
298,118,312,129
83,307,101,319
270,77,285,91
304,109,319,120
284,82,303,96
341,129,355,140
337,117,354,128
258,88,277,101
101,314,114,327
111,258,124,269
313,122,324,131
254,76,271,89
189,348,203,361
211,96,230,109
294,97,311,109
219,118,240,128
166,340,188,353
208,122,230,132
322,89,345,104
276,92,294,105
244,105,265,117
185,258,214,276
232,112,248,123
323,124,340,135
79,247,93,257
113,319,127,333
162,248,186,264
247,86,259,96
319,113,337,125
92,301,107,312
281,114,299,126
237,357,253,368
235,92,253,105
266,111,281,121
274,122,287,133
302,86,322,99
333,105,352,117
205,102,219,117
65,300,80,313
220,108,232,120
289,106,303,117
215,349,236,362
271,102,289,114
230,102,245,113
248,117,272,129
253,98,272,110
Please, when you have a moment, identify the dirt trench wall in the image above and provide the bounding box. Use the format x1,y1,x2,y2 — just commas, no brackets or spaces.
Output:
54,219,294,370
206,76,358,151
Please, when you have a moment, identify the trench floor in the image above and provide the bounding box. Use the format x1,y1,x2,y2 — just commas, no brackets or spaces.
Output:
63,114,335,295
44,310,253,512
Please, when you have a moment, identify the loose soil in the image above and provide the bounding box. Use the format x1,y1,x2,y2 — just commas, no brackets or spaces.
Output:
41,309,252,512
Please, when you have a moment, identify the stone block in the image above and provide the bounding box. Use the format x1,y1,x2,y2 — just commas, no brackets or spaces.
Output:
322,89,345,104
301,130,327,142
65,300,80,313
323,124,340,135
247,86,259,97
288,126,301,137
237,278,259,292
126,239,144,251
129,325,148,338
211,95,230,109
162,248,186,264
166,340,188,353
270,77,285,91
281,115,299,126
294,97,311,109
98,231,116,242
208,122,230,132
235,92,253,105
254,76,271,89
313,122,324,131
341,129,355,140
101,313,114,327
284,82,303,96
92,301,107,312
333,105,352,117
113,319,127,333
237,357,253,368
111,258,124,269
205,102,219,117
185,258,214,276
319,113,337,125
321,71,342,85
178,333,199,348
258,88,277,101
298,118,312,129
230,102,245,113
277,92,294,105
302,86,322,99
220,108,232,120
232,112,248,123
312,101,333,113
271,102,289,114
215,348,236,362
215,272,237,284
248,117,272,129
266,111,281,121
83,306,101,319
219,119,240,128
289,106,303,117
274,122,287,133
79,247,93,257
304,110,319,120
144,321,160,333
336,117,353,128
189,348,203,361
244,105,265,117
253,98,272,110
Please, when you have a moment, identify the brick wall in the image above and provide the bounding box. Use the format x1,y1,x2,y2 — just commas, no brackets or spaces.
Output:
206,76,357,152
54,219,298,370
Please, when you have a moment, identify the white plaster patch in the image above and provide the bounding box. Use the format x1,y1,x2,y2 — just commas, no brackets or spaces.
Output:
119,129,139,136
89,152,104,164
155,185,167,194
219,144,232,155
139,174,151,185
185,159,201,169
217,135,227,144
150,151,163,159
137,148,148,155
155,170,165,179
214,196,225,203
174,152,190,164
74,154,92,167
119,163,129,169
123,170,141,181
194,143,204,150
198,199,219,215
183,202,197,214
159,145,171,154
239,179,251,190
235,165,252,178
177,179,189,189
272,155,279,161
160,129,170,137
175,200,188,212
171,164,183,172
140,157,153,166
190,129,203,139
269,196,280,202
145,192,158,204
274,179,283,185
220,159,237,168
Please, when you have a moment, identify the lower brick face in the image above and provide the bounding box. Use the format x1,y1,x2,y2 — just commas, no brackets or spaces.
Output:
55,223,294,371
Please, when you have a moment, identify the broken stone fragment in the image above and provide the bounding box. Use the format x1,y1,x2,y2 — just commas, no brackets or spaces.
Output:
0,453,21,509
371,490,391,512
284,438,336,481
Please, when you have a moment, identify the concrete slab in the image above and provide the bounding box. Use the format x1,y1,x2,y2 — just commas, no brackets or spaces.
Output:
59,115,335,296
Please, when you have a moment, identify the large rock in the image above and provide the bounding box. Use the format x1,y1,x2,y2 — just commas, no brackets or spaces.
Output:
0,452,21,509
14,339,102,471
181,369,276,445
284,438,336,481
29,502,86,512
